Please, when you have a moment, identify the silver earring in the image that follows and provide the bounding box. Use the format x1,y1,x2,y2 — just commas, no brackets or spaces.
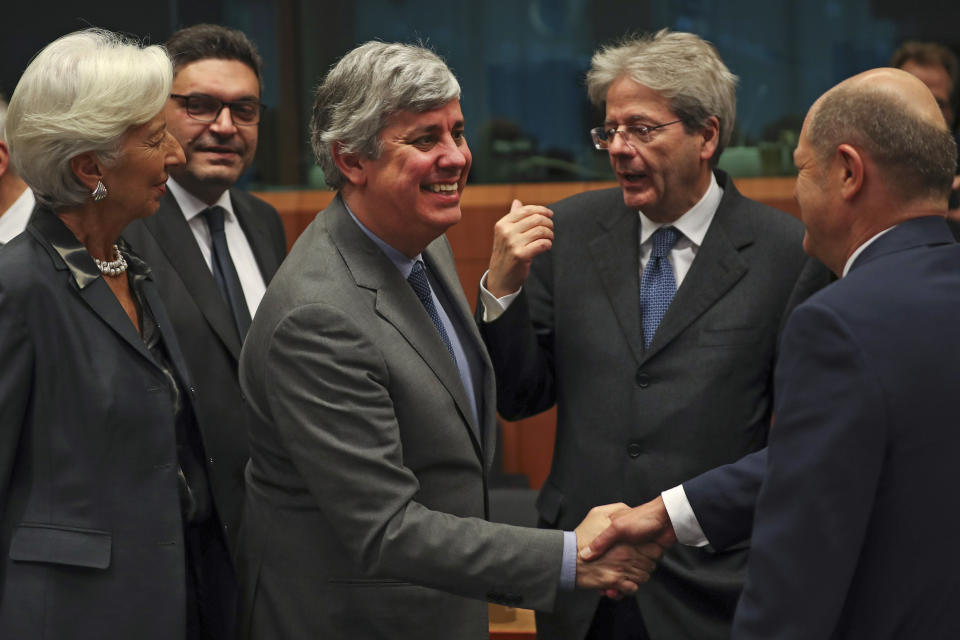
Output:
91,180,108,202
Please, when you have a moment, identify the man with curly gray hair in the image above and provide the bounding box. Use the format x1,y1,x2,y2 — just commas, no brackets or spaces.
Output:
479,29,830,639
235,40,661,640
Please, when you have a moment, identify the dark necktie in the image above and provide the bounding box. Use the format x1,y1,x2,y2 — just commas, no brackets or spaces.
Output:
640,226,681,349
407,260,457,362
202,206,251,339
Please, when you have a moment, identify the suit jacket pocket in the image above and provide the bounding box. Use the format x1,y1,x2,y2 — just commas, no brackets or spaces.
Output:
327,578,413,588
9,523,111,569
698,325,763,347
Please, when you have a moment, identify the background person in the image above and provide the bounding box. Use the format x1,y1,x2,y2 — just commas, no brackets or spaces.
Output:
0,95,32,245
123,24,287,557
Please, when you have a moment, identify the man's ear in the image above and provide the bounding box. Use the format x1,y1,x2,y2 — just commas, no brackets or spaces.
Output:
699,115,720,161
835,143,864,201
69,152,104,192
331,143,367,188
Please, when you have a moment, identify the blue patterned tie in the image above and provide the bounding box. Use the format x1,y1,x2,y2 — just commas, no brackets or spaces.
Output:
407,261,457,362
640,226,681,349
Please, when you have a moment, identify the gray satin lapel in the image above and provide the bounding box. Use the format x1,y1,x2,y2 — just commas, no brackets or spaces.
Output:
328,202,483,458
144,195,242,358
588,209,644,364
422,239,492,457
643,211,749,360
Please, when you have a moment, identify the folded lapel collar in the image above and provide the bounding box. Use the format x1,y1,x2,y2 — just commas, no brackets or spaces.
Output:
327,198,484,459
29,208,156,365
588,201,644,365
231,189,283,282
139,193,243,359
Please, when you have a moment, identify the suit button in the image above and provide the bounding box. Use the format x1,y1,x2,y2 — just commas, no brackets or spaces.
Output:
208,457,215,465
635,370,650,388
627,443,642,458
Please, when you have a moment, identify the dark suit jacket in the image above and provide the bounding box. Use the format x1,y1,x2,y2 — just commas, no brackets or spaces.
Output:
122,189,286,552
236,195,564,640
479,171,831,639
724,216,960,639
0,208,196,639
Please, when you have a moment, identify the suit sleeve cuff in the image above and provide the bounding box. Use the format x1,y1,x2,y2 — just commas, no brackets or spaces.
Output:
479,270,522,323
559,530,577,590
662,485,710,547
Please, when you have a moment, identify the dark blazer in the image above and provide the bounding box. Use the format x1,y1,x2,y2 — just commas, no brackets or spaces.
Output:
236,195,564,640
122,189,286,552
479,171,831,639
726,216,960,639
0,208,196,639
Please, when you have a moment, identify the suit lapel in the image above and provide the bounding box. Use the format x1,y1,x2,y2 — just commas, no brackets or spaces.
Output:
423,238,493,462
642,176,751,361
588,204,644,364
231,189,282,282
28,209,156,365
143,193,243,359
327,199,484,460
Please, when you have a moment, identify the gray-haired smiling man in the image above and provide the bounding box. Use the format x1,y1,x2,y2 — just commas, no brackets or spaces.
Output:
233,40,661,640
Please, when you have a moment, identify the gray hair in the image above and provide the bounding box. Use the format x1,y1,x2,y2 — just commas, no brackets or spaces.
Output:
587,29,738,163
5,29,172,210
310,41,461,190
809,86,957,202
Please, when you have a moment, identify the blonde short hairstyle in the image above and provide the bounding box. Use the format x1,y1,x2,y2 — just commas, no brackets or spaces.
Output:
5,29,172,209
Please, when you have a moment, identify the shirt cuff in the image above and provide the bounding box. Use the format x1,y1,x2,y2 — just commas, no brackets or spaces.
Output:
479,270,522,322
661,485,710,547
559,530,578,590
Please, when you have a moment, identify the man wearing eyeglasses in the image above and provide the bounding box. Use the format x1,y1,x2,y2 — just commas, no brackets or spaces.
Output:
122,24,287,633
478,30,830,640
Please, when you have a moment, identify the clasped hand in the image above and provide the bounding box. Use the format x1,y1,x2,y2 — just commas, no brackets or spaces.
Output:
573,503,664,597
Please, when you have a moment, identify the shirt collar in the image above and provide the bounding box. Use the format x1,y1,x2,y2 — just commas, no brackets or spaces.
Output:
167,177,236,223
0,187,35,243
343,201,420,278
639,171,722,247
842,226,895,277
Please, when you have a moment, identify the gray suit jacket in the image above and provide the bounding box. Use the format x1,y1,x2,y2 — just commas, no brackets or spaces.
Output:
122,189,286,552
479,171,830,640
236,195,563,640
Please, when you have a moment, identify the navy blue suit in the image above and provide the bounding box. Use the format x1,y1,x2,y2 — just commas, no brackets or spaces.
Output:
686,217,960,638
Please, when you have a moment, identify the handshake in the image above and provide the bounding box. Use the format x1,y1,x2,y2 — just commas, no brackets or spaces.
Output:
573,497,677,597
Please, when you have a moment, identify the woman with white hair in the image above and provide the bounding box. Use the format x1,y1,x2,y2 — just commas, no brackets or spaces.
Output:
0,29,234,639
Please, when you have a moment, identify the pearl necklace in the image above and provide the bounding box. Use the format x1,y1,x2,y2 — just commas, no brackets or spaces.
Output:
93,244,128,277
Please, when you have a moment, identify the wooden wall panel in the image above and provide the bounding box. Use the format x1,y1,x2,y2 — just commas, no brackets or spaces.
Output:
253,177,798,489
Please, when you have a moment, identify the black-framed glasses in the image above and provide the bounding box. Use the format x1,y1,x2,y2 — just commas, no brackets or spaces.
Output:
170,93,265,126
590,119,683,150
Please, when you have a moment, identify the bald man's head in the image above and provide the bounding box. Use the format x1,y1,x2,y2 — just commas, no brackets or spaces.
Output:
806,68,956,203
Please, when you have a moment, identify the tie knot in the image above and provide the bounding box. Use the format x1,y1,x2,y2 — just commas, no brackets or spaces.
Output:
407,260,430,295
650,226,680,258
202,206,227,233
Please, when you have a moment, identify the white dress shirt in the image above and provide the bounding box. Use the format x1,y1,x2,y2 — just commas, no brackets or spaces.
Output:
0,187,34,244
167,177,267,317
